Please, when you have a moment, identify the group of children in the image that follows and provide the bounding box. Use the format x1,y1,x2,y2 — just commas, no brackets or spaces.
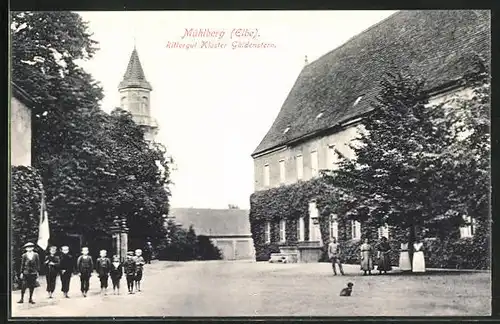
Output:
74,247,146,296
17,242,147,304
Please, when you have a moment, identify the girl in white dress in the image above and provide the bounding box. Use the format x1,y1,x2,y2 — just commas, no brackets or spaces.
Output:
399,243,412,271
412,240,426,273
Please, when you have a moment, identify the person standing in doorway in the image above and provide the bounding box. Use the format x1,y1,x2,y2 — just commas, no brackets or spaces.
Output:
44,245,60,298
110,255,123,295
328,237,344,276
412,237,426,273
360,238,374,276
17,242,40,304
77,247,94,297
96,250,111,295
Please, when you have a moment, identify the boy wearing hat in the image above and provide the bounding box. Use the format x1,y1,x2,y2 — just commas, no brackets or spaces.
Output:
18,242,40,304
134,249,145,292
123,251,137,294
59,246,73,298
96,249,111,295
44,245,60,298
76,247,94,297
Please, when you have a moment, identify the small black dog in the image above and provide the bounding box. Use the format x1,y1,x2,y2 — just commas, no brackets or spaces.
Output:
340,282,354,296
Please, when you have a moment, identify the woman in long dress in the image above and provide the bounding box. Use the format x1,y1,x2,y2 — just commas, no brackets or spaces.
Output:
412,239,426,273
398,242,412,271
376,237,392,274
360,238,374,275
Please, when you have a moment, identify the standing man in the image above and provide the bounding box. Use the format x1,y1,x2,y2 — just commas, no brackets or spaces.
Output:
17,242,40,304
44,245,60,298
77,247,94,297
328,237,345,276
144,241,153,264
59,245,73,298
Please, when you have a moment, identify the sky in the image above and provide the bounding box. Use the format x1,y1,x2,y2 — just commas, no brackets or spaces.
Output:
76,10,397,210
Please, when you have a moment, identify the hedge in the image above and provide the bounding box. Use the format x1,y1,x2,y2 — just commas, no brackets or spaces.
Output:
249,178,490,270
11,166,44,289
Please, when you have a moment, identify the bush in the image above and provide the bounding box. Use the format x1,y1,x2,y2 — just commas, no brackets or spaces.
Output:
11,166,44,290
157,223,222,261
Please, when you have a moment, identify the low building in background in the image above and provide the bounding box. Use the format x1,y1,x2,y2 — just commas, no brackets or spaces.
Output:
169,208,255,261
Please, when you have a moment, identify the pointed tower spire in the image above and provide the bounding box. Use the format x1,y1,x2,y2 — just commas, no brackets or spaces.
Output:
118,47,152,91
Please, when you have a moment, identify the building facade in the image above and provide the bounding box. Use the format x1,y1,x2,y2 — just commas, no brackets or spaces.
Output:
169,208,255,261
250,10,490,263
11,82,37,167
118,47,158,142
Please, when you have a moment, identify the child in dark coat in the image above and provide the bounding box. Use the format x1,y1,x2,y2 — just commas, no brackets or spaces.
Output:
44,245,60,298
109,255,123,295
77,247,93,297
123,251,137,294
96,249,111,295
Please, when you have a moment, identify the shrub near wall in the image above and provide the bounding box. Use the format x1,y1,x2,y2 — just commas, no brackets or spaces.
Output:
11,166,44,289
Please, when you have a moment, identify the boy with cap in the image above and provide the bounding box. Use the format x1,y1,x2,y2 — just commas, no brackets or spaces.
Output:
77,247,94,297
134,249,145,292
18,242,40,304
96,249,111,295
59,245,73,298
109,255,123,295
123,251,137,294
44,245,60,298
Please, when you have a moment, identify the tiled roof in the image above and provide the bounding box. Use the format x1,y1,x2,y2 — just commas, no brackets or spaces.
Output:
118,47,152,91
169,208,251,237
252,10,490,156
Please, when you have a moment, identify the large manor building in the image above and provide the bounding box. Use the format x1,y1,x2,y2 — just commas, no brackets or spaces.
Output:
250,10,490,263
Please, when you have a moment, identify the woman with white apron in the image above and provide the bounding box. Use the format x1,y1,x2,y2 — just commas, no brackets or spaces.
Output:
412,240,426,273
398,243,412,271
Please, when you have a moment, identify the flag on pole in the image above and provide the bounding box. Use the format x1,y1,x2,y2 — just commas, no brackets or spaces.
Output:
37,190,50,250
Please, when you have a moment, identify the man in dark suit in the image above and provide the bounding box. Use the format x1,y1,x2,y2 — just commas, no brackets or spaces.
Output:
59,245,73,298
18,242,40,304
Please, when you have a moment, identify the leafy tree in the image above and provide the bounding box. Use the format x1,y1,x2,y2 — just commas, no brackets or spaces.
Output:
325,63,489,249
11,11,173,246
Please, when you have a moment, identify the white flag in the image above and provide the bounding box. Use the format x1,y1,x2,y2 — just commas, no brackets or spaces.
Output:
37,192,50,250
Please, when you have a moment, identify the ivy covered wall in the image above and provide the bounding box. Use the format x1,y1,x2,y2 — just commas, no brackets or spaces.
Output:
249,178,489,269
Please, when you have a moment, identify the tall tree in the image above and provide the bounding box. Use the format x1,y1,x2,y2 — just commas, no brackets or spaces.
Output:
325,68,478,243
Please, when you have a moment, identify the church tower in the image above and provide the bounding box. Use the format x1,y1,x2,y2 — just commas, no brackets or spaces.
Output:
118,47,158,142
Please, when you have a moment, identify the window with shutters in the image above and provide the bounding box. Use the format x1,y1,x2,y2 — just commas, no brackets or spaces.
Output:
330,214,339,239
351,220,361,240
459,215,475,238
263,164,270,187
279,160,285,184
378,224,390,239
296,155,303,180
264,222,271,243
311,150,318,177
297,217,305,241
279,220,286,242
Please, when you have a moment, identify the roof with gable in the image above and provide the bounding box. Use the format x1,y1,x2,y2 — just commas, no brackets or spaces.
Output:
169,208,251,237
118,47,152,91
252,10,490,157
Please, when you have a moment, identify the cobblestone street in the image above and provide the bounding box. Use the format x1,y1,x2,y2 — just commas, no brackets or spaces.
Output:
11,260,491,317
